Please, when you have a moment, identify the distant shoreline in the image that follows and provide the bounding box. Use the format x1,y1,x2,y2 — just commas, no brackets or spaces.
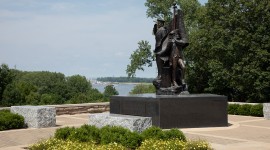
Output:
92,82,152,85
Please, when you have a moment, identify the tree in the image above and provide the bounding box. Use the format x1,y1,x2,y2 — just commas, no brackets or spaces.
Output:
0,64,15,104
103,85,119,101
126,0,203,78
66,75,92,100
129,84,155,94
127,0,270,102
145,0,202,33
187,0,270,102
126,40,153,77
2,81,37,106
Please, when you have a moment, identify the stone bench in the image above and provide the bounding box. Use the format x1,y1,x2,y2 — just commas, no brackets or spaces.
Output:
11,106,56,128
263,103,270,120
89,113,152,133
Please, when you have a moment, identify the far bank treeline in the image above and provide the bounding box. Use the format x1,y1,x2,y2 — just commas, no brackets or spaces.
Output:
0,64,118,107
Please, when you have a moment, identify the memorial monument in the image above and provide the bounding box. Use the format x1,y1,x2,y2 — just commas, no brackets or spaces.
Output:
90,3,228,130
152,3,189,95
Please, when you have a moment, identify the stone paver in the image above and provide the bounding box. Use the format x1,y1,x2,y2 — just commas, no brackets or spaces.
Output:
0,114,270,150
182,115,270,150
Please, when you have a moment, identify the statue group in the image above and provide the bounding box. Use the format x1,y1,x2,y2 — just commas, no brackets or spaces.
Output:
152,3,189,95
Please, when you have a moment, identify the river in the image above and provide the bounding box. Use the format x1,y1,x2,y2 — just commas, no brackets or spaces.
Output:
92,83,136,95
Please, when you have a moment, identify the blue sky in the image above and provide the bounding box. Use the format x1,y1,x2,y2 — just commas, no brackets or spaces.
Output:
0,0,207,78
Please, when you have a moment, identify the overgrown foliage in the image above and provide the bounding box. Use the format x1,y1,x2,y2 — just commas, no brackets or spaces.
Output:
0,109,24,131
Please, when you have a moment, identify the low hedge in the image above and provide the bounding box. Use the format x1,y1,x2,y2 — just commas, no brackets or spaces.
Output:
0,109,24,131
54,125,186,149
228,104,263,117
141,126,186,141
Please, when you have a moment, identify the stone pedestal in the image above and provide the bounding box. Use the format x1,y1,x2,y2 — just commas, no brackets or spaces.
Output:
110,94,228,128
11,106,56,128
263,103,270,120
89,113,152,132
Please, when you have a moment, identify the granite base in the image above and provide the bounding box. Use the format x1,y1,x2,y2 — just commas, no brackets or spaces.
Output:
263,103,270,120
11,106,56,128
110,94,228,128
89,113,152,132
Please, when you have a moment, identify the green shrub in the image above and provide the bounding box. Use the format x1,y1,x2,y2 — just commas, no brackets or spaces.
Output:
99,125,142,149
250,104,263,117
53,125,188,149
228,103,264,117
121,131,142,149
55,125,100,143
69,125,100,143
54,126,76,140
163,128,186,141
0,110,24,131
228,104,240,115
141,126,164,140
100,126,130,145
54,125,142,149
237,104,252,116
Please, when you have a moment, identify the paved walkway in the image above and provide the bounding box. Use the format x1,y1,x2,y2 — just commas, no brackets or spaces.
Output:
0,114,270,150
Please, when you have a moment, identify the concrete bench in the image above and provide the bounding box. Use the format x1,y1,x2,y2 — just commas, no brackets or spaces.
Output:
89,113,152,133
11,106,56,128
263,103,270,120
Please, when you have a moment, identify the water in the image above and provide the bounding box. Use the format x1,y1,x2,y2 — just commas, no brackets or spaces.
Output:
92,83,136,95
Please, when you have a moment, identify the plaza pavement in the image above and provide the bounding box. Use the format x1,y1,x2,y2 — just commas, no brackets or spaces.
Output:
0,113,270,150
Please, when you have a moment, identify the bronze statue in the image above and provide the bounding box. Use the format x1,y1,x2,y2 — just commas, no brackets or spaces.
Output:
153,3,189,95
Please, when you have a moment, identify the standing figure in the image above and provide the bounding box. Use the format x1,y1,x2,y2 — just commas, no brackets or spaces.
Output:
153,18,168,81
152,3,189,95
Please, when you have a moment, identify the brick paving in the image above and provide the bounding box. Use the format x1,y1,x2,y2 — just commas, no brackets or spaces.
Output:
0,114,270,150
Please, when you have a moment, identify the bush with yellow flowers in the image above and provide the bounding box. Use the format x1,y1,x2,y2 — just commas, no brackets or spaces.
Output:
29,125,213,150
29,138,126,150
138,139,213,150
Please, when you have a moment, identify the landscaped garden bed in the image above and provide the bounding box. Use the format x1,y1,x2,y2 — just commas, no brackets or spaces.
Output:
29,125,213,150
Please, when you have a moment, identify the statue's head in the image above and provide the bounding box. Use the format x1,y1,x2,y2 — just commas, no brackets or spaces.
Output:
156,18,165,28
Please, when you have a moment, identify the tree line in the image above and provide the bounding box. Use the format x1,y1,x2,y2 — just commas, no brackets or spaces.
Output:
97,77,155,83
0,64,118,107
126,0,270,103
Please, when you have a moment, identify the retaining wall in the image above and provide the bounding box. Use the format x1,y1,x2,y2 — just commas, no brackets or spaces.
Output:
0,102,110,115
